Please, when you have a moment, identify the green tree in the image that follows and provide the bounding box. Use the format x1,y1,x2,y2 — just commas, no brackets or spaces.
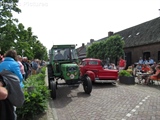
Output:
104,34,125,63
16,24,35,59
33,40,48,60
87,42,99,58
87,41,106,60
0,0,21,53
0,0,48,60
87,34,125,63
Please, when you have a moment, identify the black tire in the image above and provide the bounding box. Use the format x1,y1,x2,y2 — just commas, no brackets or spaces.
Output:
50,80,56,99
47,65,54,89
48,77,54,89
48,80,51,89
83,76,92,94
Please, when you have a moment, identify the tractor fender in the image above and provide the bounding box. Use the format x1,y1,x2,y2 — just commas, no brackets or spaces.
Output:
84,71,95,81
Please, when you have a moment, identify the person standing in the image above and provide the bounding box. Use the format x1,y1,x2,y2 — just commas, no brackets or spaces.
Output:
31,59,38,75
17,55,25,80
138,57,143,64
143,58,149,65
21,57,30,80
0,50,23,87
0,50,24,120
148,57,154,65
118,56,126,71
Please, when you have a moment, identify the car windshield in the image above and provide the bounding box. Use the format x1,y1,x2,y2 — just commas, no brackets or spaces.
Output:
53,48,78,60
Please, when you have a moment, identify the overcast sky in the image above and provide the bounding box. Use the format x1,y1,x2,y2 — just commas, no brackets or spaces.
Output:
13,0,160,51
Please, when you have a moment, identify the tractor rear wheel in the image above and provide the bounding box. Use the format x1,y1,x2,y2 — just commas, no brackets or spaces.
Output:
47,65,54,89
50,80,56,99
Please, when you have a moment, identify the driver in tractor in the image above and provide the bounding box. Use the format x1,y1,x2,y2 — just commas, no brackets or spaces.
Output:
54,50,64,60
64,48,70,59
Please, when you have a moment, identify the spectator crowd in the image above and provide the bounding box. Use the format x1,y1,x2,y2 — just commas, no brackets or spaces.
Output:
0,49,46,120
103,56,160,85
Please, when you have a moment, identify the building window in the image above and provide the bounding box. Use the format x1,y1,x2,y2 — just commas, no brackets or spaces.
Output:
143,52,150,60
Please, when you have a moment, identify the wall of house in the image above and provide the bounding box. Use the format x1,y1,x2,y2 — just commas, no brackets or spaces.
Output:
124,42,160,65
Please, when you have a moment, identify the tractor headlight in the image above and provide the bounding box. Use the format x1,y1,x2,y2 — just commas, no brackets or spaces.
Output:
67,72,70,76
74,72,77,75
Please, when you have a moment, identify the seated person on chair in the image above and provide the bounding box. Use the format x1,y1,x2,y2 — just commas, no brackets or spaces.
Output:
54,50,64,60
150,62,157,74
126,65,133,75
145,65,160,84
135,63,142,72
141,64,150,73
137,64,151,83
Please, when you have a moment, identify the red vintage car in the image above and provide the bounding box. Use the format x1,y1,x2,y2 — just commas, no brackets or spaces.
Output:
79,58,118,83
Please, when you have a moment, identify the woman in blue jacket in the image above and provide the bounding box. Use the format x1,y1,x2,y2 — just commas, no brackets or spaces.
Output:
0,50,24,88
0,50,24,120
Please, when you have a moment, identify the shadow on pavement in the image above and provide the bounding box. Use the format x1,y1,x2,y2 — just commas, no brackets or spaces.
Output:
77,92,91,98
92,82,117,89
49,84,91,109
145,84,160,90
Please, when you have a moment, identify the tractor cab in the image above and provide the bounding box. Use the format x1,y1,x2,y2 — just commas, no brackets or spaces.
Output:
52,47,78,61
49,45,79,78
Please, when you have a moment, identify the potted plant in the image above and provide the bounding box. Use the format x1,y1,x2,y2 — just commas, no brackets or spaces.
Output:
119,70,135,85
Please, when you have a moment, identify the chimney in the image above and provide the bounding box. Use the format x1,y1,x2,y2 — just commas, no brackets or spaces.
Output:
82,43,85,47
90,39,94,43
108,31,114,37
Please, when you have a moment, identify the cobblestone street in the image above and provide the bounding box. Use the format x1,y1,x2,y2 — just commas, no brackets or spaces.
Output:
46,80,160,120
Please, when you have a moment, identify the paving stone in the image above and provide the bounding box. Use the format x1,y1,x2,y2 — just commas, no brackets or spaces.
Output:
44,75,160,120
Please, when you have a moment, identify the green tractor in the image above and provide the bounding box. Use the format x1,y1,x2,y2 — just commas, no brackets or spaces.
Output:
47,44,92,99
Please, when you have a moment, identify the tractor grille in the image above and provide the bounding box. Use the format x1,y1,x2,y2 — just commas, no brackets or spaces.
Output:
67,66,77,72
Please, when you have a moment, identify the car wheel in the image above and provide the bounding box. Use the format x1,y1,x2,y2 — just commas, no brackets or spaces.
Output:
83,76,92,94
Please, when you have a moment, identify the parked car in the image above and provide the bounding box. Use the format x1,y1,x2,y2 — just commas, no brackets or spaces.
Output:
79,58,118,83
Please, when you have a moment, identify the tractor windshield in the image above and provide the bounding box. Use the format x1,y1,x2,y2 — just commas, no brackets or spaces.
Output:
53,48,78,61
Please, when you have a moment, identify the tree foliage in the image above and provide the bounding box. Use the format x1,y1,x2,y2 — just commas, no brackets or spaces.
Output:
87,41,106,60
87,34,125,63
0,0,48,60
104,34,125,62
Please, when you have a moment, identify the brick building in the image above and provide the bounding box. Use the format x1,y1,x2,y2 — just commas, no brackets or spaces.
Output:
77,17,160,66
